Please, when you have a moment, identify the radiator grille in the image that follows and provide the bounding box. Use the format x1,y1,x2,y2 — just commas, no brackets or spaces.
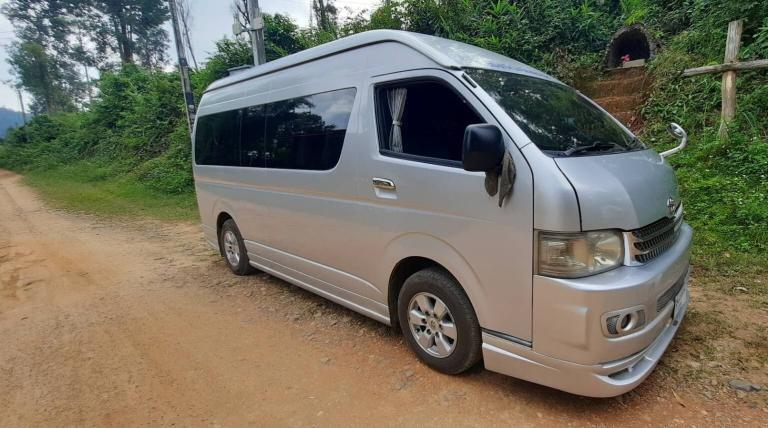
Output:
656,271,686,313
629,205,684,264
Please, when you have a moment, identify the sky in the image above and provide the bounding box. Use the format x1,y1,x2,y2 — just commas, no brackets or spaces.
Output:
0,0,381,111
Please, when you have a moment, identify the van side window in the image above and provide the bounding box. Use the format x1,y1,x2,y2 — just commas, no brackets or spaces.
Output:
194,109,241,166
195,88,356,170
264,88,356,170
376,81,483,163
241,105,266,167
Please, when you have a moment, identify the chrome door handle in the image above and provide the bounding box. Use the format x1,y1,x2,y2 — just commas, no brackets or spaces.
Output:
372,177,396,191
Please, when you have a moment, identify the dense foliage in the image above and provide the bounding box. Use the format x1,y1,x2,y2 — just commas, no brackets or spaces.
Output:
638,0,768,273
0,66,190,193
1,0,766,277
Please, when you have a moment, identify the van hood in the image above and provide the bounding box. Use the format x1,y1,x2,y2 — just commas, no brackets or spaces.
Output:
554,149,680,231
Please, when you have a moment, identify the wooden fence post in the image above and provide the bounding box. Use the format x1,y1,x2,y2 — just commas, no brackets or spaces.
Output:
719,19,743,138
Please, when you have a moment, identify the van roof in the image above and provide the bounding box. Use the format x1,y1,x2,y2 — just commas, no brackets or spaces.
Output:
204,30,558,93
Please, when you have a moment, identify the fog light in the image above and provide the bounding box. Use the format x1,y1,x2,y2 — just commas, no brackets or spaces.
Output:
602,306,646,337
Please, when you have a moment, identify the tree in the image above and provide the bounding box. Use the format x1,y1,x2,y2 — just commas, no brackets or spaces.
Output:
70,20,100,103
2,0,87,112
232,0,249,31
1,0,80,57
230,1,307,61
263,14,306,61
368,1,403,31
88,0,170,67
192,39,253,94
7,41,76,114
312,0,338,37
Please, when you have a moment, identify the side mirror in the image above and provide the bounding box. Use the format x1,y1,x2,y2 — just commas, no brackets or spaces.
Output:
660,122,688,158
462,124,505,172
667,123,686,139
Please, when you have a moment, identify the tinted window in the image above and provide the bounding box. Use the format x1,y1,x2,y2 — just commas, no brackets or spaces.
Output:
194,109,241,166
241,105,266,167
265,89,356,170
194,88,356,170
377,81,482,163
466,69,645,157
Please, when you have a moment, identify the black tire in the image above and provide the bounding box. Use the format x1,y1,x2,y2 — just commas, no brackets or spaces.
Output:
219,219,254,276
397,267,482,374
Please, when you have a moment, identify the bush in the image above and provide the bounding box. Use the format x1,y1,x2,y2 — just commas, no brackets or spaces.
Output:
132,120,194,194
0,66,191,195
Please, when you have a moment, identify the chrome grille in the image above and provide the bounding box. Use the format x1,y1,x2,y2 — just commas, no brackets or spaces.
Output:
628,205,684,264
656,271,686,313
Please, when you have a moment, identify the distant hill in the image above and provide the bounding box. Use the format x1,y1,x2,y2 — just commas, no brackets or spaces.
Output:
0,108,24,138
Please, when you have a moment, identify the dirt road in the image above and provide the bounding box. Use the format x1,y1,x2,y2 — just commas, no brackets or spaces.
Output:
0,170,763,427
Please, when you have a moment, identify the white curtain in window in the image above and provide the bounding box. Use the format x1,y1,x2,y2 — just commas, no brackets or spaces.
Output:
387,88,407,153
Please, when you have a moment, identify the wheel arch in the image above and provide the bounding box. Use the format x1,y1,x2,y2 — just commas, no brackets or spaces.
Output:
383,233,486,330
215,211,234,257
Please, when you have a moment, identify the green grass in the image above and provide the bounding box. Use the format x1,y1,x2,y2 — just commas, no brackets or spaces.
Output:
23,161,198,222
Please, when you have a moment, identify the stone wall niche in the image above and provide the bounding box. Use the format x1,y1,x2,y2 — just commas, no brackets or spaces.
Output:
604,24,657,69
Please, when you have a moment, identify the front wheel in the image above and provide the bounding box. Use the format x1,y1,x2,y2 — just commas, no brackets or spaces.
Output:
397,267,482,374
219,219,254,276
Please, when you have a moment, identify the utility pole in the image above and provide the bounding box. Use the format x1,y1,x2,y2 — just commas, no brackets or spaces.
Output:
16,89,27,125
247,0,266,65
309,0,314,29
168,0,196,134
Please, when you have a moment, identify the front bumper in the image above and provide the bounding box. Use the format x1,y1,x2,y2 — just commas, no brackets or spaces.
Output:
482,283,688,397
482,223,692,397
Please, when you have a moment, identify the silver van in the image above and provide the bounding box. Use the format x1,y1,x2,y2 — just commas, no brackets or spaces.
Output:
192,30,692,397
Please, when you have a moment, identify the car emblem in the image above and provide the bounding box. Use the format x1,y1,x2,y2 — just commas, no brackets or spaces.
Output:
666,197,676,215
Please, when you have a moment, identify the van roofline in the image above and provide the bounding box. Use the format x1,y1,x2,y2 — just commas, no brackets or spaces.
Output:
204,30,558,94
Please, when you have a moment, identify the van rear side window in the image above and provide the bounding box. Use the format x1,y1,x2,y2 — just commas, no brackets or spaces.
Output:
194,88,356,170
194,109,241,167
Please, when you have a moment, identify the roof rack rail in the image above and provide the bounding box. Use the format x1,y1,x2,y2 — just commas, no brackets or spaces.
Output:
227,65,253,76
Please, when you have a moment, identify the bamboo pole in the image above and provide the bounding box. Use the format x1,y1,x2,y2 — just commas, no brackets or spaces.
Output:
682,59,768,77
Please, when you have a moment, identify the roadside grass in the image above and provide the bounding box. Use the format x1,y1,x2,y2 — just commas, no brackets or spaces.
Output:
23,162,198,222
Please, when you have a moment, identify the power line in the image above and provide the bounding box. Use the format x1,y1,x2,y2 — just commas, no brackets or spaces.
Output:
168,0,196,133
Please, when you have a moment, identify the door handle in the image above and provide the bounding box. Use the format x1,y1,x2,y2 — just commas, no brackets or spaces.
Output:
372,177,396,191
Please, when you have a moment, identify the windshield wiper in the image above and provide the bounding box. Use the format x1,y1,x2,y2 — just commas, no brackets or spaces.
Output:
630,136,646,149
563,141,623,156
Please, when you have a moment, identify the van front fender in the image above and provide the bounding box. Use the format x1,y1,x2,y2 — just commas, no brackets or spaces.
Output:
379,232,488,328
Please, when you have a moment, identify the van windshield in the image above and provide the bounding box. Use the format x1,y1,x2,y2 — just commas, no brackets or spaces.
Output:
466,69,645,157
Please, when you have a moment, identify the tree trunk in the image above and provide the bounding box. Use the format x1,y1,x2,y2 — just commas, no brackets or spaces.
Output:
114,11,133,64
34,56,53,113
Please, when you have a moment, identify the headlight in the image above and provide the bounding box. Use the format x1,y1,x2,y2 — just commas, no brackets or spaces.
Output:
537,230,623,278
